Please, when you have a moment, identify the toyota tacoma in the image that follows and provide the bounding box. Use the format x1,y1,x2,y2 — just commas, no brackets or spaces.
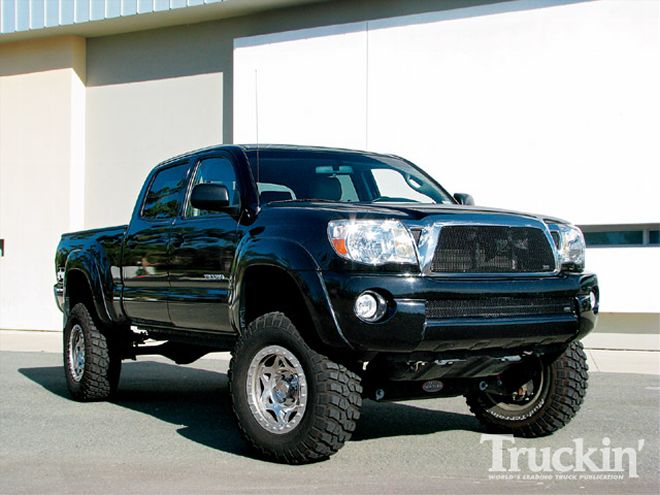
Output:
54,144,598,463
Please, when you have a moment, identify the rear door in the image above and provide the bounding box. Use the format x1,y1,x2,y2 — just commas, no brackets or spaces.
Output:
167,154,241,332
122,161,192,325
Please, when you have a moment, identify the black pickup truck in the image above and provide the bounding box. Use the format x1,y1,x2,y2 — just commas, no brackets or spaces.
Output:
55,144,598,463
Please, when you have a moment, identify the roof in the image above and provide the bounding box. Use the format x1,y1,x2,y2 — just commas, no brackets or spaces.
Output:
158,143,398,167
0,0,324,43
239,143,376,155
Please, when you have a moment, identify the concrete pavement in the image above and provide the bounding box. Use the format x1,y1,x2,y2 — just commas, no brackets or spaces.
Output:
1,350,658,494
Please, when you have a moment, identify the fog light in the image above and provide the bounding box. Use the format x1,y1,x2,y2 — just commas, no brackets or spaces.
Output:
354,291,387,323
590,290,598,312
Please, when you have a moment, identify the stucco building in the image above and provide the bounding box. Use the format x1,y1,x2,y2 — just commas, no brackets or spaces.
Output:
0,0,658,332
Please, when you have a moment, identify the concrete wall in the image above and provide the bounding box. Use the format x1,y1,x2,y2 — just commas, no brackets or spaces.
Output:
235,0,660,225
0,0,506,331
84,19,235,227
233,0,660,314
0,36,86,330
587,248,660,314
85,73,223,228
0,0,657,330
82,0,501,228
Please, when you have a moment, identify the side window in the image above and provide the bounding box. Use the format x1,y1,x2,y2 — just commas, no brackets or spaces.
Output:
142,163,190,219
187,157,239,217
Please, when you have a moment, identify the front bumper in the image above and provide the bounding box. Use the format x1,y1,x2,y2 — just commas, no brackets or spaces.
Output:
54,284,64,312
322,272,598,353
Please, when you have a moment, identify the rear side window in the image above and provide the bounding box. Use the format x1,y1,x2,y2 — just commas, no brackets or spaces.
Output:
142,163,190,219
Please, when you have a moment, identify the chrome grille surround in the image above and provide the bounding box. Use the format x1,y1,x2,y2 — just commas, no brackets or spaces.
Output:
431,225,556,273
416,218,561,277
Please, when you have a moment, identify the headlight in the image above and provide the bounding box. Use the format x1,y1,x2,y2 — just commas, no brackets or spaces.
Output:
327,220,418,265
557,224,586,272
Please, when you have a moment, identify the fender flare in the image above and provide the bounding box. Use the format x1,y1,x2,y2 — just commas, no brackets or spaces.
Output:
64,250,113,325
230,237,352,349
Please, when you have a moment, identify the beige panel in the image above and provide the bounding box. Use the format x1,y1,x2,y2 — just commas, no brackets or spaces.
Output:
84,73,223,229
0,71,77,329
0,36,85,331
0,36,85,80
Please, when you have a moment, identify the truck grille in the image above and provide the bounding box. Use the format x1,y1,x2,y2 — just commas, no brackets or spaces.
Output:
431,226,556,273
426,297,575,319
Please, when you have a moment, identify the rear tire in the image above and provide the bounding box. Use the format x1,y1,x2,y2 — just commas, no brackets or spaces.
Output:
64,303,121,401
229,312,362,464
465,341,588,437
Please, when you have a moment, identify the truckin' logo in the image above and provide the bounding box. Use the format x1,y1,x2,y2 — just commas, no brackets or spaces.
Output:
481,434,645,479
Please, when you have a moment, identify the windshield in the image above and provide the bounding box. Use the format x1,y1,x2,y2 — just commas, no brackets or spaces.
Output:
246,149,454,205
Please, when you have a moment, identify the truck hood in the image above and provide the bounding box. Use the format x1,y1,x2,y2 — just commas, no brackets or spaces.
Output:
264,201,569,225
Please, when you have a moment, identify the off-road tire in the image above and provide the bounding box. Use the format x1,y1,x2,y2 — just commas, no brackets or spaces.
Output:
465,341,588,437
64,303,121,401
229,312,362,464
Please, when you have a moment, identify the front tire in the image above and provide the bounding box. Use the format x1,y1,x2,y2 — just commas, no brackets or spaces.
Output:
229,312,362,464
64,303,121,401
466,341,589,437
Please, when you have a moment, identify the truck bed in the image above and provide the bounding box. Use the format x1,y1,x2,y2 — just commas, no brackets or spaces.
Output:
54,225,128,321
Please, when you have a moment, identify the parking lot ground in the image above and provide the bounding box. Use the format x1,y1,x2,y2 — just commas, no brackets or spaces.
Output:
1,351,659,494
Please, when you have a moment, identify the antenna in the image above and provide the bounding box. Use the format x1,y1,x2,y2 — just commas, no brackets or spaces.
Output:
255,69,260,185
365,21,369,150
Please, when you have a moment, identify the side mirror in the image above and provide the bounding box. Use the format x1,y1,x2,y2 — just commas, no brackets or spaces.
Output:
190,183,231,212
454,193,475,206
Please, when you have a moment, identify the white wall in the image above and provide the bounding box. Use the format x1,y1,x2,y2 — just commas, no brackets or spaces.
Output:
234,23,368,150
586,247,660,314
234,0,660,313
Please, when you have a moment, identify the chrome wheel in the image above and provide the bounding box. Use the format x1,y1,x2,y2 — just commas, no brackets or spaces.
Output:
246,345,308,434
68,324,85,382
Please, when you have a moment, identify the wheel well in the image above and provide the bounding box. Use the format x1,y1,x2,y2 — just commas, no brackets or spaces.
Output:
241,265,321,349
66,270,96,319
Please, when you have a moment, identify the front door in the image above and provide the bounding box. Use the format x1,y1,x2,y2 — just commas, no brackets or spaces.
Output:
122,161,191,325
168,155,240,332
